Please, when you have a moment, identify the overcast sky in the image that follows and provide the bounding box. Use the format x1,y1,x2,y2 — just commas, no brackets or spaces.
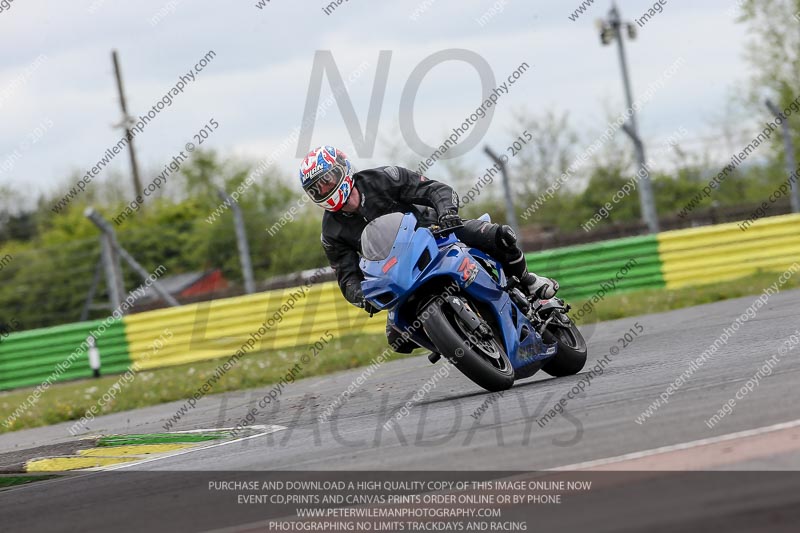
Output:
0,0,752,202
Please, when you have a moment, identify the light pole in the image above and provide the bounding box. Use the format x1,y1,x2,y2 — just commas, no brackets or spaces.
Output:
111,50,144,203
765,99,800,213
598,3,660,233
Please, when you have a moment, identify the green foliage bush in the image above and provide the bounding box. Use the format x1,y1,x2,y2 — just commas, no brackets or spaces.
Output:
0,152,327,330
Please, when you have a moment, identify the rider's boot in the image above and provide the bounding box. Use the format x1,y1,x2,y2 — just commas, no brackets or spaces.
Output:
520,271,559,300
494,225,559,300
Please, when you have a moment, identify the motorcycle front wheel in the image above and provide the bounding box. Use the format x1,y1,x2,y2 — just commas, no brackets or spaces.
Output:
422,298,514,392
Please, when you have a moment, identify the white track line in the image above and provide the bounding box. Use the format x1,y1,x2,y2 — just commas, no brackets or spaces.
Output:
550,418,800,471
0,425,286,494
170,425,271,434
101,425,286,471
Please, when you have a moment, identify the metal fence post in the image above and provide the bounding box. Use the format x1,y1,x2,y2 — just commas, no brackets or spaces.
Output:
99,234,123,311
216,187,256,294
766,99,800,213
86,208,180,308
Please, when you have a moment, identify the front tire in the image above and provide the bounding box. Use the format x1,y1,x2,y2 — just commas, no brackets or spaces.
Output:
541,314,587,377
422,299,514,392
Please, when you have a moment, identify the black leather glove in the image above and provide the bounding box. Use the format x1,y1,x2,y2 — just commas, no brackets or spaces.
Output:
437,211,463,233
361,298,379,315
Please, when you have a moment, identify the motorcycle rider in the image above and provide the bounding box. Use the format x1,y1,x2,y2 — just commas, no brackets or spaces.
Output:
299,145,559,353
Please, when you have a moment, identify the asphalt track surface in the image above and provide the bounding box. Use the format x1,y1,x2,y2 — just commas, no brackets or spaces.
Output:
3,289,800,531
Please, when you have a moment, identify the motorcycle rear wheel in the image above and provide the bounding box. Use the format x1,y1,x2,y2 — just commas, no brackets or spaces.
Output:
541,314,587,377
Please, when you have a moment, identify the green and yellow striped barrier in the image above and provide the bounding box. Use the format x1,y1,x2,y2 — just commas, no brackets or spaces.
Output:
1,213,798,390
658,213,800,289
0,319,130,391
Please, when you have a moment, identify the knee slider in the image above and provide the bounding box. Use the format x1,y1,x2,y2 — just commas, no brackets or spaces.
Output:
496,224,518,252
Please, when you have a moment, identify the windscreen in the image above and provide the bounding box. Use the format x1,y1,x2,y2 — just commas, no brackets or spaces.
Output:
360,212,406,261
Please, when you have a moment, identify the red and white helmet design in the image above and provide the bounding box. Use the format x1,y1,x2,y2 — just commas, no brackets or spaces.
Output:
299,145,353,212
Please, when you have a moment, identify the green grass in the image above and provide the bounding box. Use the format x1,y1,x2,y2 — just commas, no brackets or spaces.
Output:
0,475,58,488
1,269,797,435
96,433,230,446
0,333,403,434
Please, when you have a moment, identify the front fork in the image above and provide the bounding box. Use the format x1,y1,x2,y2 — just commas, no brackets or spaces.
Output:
417,295,494,365
443,295,494,340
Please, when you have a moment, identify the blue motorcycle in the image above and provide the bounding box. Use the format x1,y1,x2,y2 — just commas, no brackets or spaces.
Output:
360,212,587,392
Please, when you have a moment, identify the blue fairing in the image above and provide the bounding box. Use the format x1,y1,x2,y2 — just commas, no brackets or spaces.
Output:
360,213,556,375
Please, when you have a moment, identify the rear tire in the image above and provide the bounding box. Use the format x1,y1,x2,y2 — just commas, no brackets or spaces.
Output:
422,299,514,392
541,316,587,377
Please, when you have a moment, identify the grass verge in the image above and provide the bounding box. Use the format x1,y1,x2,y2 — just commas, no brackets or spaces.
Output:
1,269,796,434
1,334,406,435
0,475,58,488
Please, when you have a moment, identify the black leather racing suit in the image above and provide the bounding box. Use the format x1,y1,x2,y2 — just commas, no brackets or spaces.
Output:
320,165,528,350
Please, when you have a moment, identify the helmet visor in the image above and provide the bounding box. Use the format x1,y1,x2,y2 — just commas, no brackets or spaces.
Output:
305,167,345,203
